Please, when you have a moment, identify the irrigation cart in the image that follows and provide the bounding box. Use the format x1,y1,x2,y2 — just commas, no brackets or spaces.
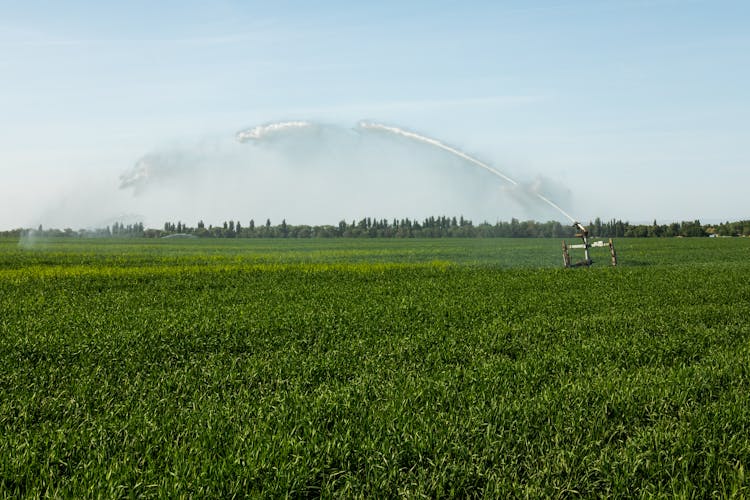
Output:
562,222,617,268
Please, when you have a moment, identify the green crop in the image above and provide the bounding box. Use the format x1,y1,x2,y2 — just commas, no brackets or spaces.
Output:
1,237,749,497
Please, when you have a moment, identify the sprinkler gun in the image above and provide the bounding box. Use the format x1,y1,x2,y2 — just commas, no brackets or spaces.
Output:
573,222,591,265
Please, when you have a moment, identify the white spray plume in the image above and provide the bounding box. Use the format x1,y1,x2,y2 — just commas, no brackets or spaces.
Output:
111,119,578,226
235,121,314,142
119,155,152,191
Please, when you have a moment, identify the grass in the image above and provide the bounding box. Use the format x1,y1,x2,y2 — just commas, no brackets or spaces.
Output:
1,236,750,497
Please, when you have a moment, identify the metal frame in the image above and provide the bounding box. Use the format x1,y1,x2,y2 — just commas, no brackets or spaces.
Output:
562,222,617,268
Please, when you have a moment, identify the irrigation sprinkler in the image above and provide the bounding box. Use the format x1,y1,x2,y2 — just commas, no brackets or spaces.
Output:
562,222,617,268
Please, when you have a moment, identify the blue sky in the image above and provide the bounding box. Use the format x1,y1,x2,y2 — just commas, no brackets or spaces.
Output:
1,0,748,228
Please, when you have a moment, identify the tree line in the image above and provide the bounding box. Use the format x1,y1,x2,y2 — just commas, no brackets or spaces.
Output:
155,217,750,239
5,217,750,239
162,217,576,239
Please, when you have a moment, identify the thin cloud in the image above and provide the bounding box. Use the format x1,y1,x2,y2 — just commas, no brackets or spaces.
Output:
0,17,289,49
279,95,550,117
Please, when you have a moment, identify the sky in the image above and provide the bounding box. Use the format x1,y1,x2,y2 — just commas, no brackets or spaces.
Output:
1,0,748,229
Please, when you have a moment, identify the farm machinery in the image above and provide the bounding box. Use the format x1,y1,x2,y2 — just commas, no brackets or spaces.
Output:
562,222,617,268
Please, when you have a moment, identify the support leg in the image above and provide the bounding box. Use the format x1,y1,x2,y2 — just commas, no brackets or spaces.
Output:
562,241,571,268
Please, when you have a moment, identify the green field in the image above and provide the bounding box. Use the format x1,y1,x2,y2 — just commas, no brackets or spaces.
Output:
2,237,750,497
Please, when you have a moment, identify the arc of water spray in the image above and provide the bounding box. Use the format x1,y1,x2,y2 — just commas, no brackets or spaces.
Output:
356,121,577,224
231,119,577,224
357,121,519,186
